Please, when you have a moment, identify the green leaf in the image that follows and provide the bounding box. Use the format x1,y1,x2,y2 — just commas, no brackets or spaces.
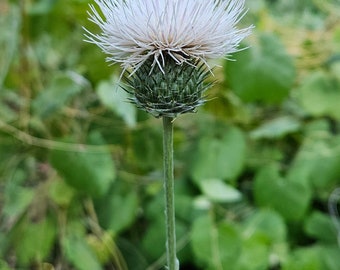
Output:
296,71,340,120
63,235,102,270
199,178,242,203
32,72,87,118
304,212,337,244
250,116,301,139
190,126,246,184
320,246,340,270
15,217,57,265
191,215,242,269
3,185,34,219
50,132,115,197
2,170,34,219
97,79,137,127
254,164,311,221
243,209,287,244
282,247,322,270
288,135,340,190
241,210,288,269
225,33,296,103
234,234,269,270
95,187,138,233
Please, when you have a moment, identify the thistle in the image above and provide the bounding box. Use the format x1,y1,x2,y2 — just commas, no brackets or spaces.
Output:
124,56,213,117
85,1,252,269
85,0,252,117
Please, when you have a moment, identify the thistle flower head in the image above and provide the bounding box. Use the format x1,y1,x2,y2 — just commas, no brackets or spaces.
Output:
85,0,252,117
85,0,252,73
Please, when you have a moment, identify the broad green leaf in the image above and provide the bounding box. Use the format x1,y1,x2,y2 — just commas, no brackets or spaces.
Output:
50,132,115,197
2,170,34,219
282,247,322,270
95,187,138,233
190,126,246,184
304,212,337,244
243,209,287,244
97,79,137,127
234,234,269,270
63,236,102,270
191,215,242,270
320,246,340,270
200,178,242,203
225,34,296,103
241,211,288,269
254,164,311,221
296,71,340,120
250,116,301,139
32,72,87,118
15,217,56,265
288,135,340,191
3,185,34,219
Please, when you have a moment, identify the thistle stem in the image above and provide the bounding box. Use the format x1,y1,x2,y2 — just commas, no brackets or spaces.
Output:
162,116,178,270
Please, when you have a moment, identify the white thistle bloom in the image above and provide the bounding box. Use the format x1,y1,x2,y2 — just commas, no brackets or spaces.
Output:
85,0,252,73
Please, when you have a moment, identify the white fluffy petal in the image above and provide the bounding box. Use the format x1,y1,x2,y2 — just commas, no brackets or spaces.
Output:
85,0,253,72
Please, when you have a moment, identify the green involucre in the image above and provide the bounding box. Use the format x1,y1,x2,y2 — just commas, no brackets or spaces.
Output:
124,57,212,117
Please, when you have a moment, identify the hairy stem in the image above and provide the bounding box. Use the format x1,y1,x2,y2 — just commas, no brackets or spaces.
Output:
162,116,178,270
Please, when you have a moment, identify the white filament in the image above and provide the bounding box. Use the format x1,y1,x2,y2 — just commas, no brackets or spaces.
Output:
84,0,252,73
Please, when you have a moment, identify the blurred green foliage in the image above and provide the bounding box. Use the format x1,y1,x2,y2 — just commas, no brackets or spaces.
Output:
1,0,340,269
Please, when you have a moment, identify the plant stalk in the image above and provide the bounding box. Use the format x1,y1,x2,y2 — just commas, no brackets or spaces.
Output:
162,116,178,270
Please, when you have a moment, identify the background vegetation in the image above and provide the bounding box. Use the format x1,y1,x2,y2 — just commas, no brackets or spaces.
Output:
1,0,340,269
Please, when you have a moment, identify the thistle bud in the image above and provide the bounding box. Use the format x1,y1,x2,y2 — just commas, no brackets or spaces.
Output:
124,56,212,117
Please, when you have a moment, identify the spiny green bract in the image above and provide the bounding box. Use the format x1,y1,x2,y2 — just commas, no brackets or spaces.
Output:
124,57,213,118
